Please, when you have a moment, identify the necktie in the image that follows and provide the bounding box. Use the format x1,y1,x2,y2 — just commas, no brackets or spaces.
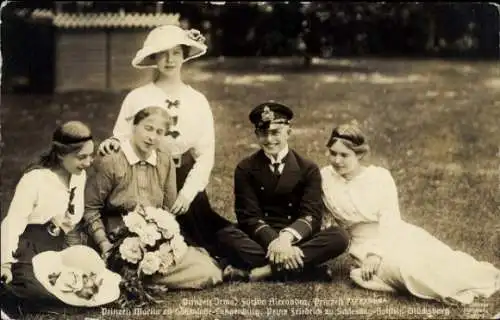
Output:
271,162,281,176
67,187,76,215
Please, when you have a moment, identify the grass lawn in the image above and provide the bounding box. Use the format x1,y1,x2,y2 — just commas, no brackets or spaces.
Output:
1,57,499,319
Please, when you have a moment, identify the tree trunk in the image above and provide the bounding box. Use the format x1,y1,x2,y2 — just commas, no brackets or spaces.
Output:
303,54,313,68
425,7,437,52
426,18,436,51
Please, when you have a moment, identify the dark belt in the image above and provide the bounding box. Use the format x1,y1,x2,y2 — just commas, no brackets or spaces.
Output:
46,221,62,237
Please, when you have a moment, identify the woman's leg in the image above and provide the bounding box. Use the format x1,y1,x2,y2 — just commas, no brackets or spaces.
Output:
7,225,66,303
179,191,232,248
175,153,232,258
9,262,60,302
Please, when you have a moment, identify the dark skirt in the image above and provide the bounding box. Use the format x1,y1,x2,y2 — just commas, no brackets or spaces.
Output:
173,152,232,259
6,223,65,303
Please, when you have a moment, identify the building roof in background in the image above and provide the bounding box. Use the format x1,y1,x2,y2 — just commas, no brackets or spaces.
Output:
30,9,180,29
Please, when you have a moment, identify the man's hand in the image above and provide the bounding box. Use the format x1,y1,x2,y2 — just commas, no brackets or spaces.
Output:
361,254,382,281
170,194,192,216
98,138,121,156
266,231,295,267
266,238,290,266
282,246,304,271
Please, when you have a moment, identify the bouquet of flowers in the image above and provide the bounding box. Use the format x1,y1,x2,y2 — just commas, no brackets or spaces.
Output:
106,204,188,308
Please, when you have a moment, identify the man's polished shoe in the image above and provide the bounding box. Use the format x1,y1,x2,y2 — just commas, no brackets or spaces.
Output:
314,264,335,281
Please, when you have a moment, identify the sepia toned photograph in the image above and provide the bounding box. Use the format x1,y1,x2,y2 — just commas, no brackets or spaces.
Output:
1,1,499,319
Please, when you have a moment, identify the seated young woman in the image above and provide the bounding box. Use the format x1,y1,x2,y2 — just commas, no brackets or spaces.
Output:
320,122,500,305
82,106,222,290
1,121,94,305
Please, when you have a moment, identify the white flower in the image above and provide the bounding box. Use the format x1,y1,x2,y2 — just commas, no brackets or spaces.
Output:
157,243,175,274
131,204,148,217
139,252,161,275
160,228,174,240
123,211,148,234
149,208,180,231
143,206,158,220
119,237,143,264
170,235,188,261
137,223,162,247
186,28,206,44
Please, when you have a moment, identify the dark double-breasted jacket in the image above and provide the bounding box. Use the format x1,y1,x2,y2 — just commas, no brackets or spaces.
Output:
234,148,325,249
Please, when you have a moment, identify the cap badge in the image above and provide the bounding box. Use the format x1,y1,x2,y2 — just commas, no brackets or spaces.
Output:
261,106,275,122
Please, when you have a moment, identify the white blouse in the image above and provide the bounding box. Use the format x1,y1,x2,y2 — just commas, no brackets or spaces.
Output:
1,169,86,264
112,82,215,203
320,165,402,261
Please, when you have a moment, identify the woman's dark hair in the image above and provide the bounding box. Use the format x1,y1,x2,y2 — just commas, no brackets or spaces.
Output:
23,121,93,174
326,121,370,156
180,44,191,59
132,106,172,130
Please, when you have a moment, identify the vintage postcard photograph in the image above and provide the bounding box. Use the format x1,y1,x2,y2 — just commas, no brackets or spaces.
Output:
1,2,499,319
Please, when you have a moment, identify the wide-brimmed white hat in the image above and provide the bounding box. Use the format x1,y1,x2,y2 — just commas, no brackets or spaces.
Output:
32,245,122,307
132,24,207,69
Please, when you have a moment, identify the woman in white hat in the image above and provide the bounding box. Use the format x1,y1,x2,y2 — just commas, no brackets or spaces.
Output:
84,106,223,290
1,121,94,305
98,25,231,261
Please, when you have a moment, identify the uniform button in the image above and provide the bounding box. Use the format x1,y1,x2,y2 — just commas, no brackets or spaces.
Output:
264,213,268,217
287,215,291,220
288,203,292,207
260,187,265,190
139,161,146,165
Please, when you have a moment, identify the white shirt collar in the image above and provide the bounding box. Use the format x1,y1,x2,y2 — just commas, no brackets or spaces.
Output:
264,145,289,164
122,139,157,166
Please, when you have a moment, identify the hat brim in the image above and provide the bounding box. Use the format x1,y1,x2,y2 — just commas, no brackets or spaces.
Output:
257,121,290,131
132,38,207,69
32,245,122,307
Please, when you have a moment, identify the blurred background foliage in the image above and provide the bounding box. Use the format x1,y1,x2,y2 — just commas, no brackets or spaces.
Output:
3,1,499,63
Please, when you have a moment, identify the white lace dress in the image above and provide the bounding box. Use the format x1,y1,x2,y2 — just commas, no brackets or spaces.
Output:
320,165,500,305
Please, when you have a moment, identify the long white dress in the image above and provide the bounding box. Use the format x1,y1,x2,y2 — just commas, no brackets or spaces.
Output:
320,165,500,305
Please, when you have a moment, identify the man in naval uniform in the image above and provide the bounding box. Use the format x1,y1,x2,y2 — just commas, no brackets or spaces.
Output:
217,101,349,281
